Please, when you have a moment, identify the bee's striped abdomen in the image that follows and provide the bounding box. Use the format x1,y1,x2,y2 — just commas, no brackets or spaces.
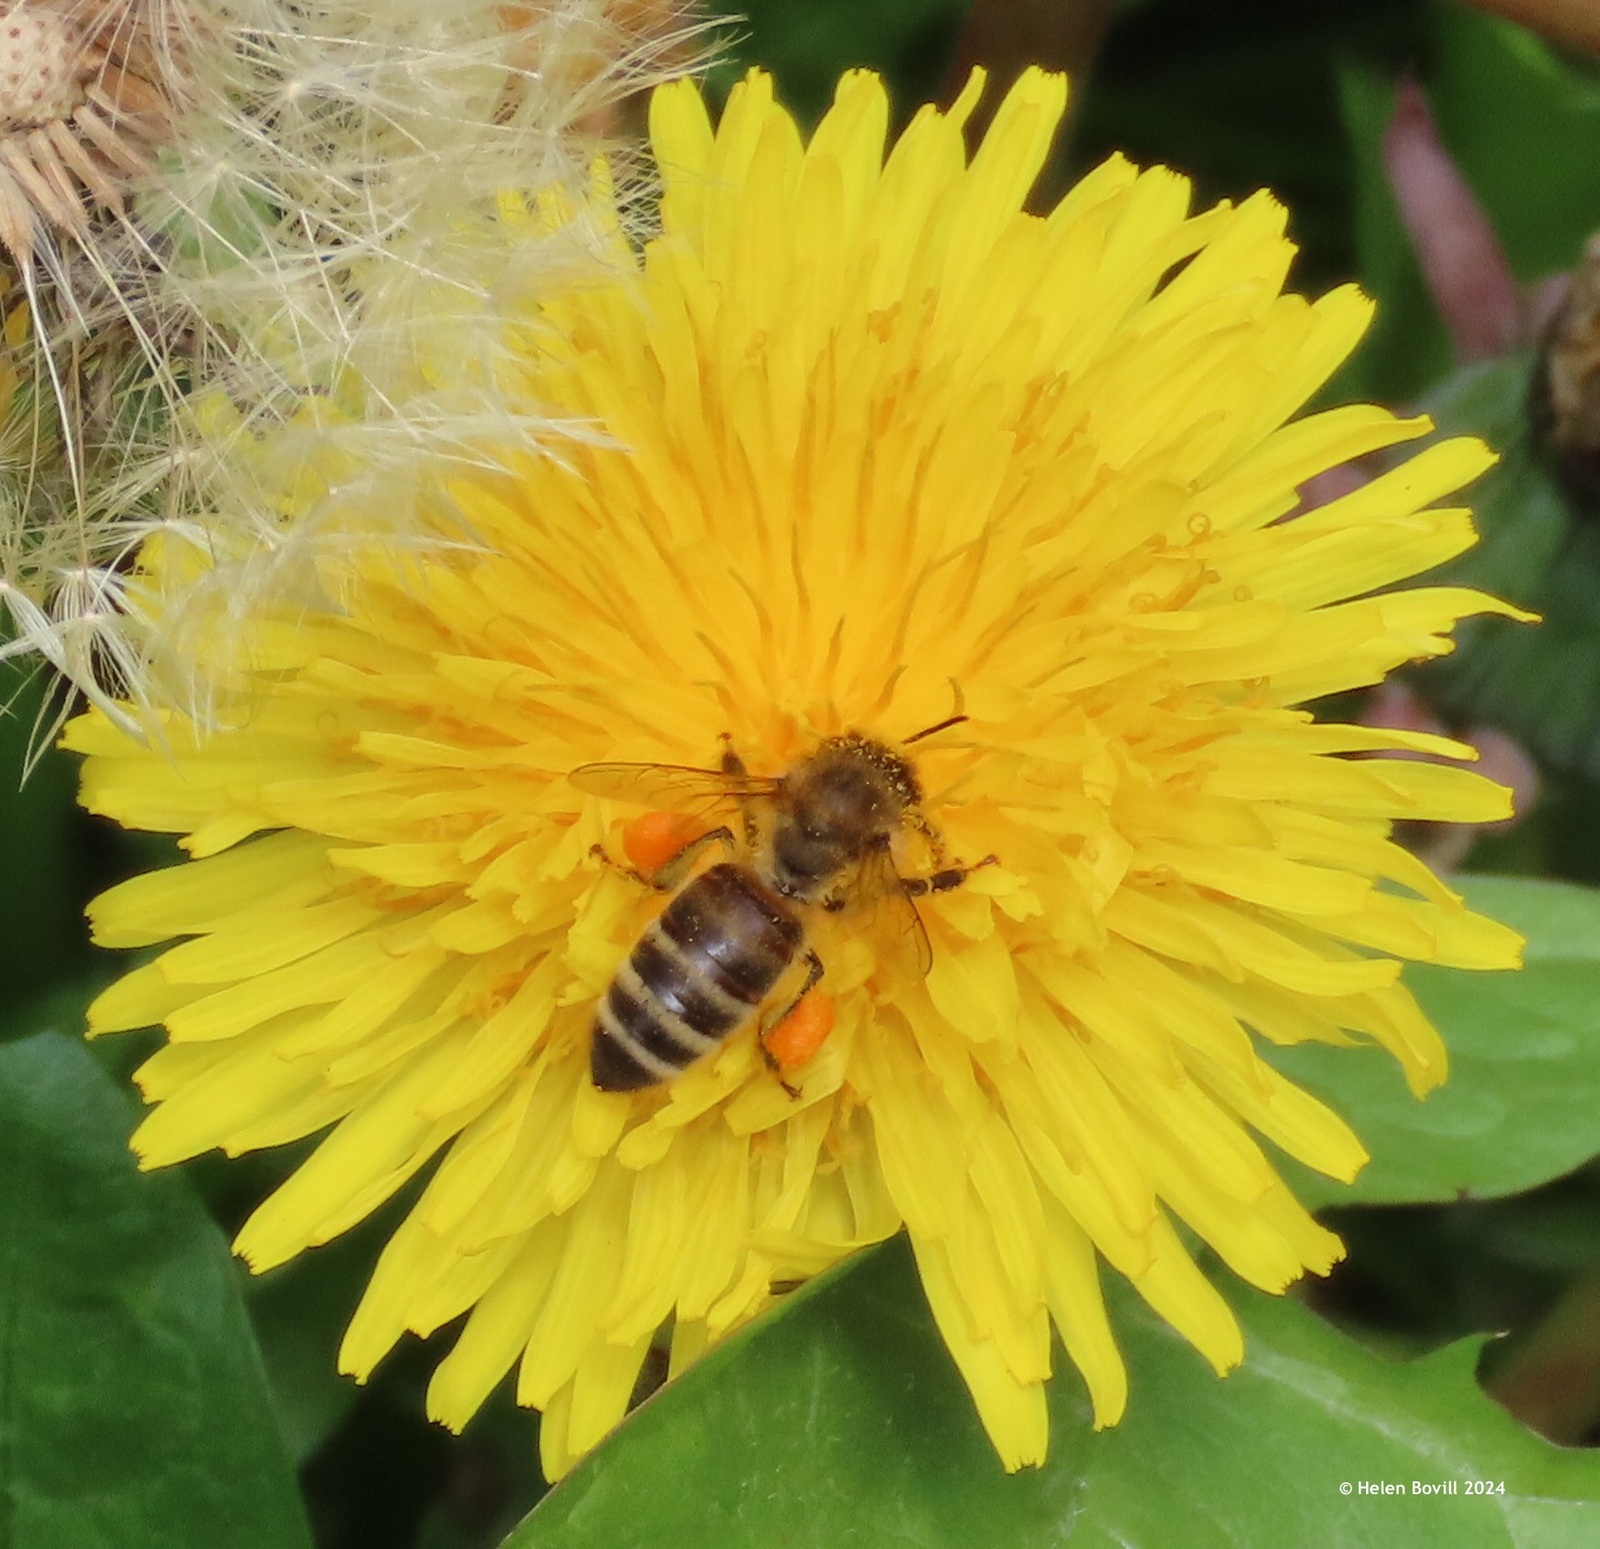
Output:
591,862,803,1092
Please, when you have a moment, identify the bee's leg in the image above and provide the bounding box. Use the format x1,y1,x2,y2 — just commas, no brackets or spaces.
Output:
589,824,737,892
760,950,825,1035
903,805,949,867
719,734,760,851
759,949,826,1098
899,853,999,898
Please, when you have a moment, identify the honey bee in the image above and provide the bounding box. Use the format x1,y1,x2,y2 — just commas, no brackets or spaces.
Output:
570,719,991,1092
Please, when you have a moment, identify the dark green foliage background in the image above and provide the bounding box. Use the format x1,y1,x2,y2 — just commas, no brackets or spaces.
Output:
8,3,1600,1546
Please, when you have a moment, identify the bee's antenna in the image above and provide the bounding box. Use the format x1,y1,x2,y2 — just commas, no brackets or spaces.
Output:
903,714,969,745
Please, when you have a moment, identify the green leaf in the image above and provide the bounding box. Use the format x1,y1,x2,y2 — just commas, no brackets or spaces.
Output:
0,664,93,1007
508,1236,1600,1549
248,1247,365,1466
704,0,969,125
1075,2,1427,298
1334,9,1600,404
1408,354,1600,778
1428,4,1600,282
0,1032,312,1549
1272,876,1600,1208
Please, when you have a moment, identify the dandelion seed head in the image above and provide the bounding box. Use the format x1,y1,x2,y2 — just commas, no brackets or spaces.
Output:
2,0,705,734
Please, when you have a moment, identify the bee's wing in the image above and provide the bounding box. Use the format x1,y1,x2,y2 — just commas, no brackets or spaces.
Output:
849,840,935,980
568,761,780,809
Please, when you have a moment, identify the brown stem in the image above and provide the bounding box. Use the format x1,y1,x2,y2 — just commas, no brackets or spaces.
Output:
1382,79,1522,361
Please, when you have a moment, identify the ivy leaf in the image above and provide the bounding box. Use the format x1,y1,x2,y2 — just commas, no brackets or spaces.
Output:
1273,876,1600,1208
506,1236,1600,1549
0,1031,312,1549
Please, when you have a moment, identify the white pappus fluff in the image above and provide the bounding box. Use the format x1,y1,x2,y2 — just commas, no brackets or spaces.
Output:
0,0,709,746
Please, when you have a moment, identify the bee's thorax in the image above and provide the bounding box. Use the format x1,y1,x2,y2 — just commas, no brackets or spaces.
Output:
764,735,916,900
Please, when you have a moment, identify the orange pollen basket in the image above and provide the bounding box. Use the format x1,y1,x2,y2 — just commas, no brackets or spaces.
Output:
765,990,837,1074
622,810,712,875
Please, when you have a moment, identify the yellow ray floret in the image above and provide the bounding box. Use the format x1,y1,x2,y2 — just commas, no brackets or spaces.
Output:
69,65,1526,1478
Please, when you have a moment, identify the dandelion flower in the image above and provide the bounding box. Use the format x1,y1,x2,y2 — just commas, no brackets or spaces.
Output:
70,66,1528,1477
